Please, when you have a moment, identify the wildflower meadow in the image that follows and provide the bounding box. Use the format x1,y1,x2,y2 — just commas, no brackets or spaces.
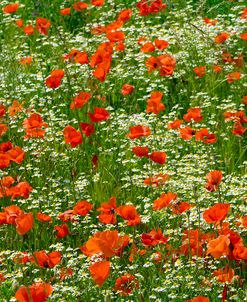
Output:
0,0,247,301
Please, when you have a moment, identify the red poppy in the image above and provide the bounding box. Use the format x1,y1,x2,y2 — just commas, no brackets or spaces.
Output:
88,107,110,123
149,151,167,164
195,128,217,144
153,192,177,210
115,274,139,296
107,31,125,43
179,126,195,140
89,261,110,287
45,70,64,89
0,104,6,117
204,17,218,26
132,146,149,158
80,123,95,137
15,282,53,302
205,170,222,192
213,65,222,73
168,119,183,129
232,242,247,260
63,125,82,148
7,146,25,164
214,32,230,44
141,42,155,53
207,235,230,258
121,84,134,95
141,228,168,246
91,0,105,6
158,54,176,76
0,124,8,137
73,200,93,216
32,250,62,268
226,72,241,84
127,125,151,139
54,224,69,238
23,113,48,139
213,266,235,283
20,57,32,65
193,66,206,78
70,92,91,109
3,3,19,14
15,19,24,27
36,18,51,35
97,197,117,225
73,2,88,11
170,201,191,215
187,297,210,302
15,213,34,236
184,108,203,123
146,56,160,73
36,212,52,223
154,39,169,50
144,173,169,186
203,203,230,224
81,230,129,258
146,91,165,114
117,205,141,226
117,9,132,22
60,8,71,15
23,25,34,36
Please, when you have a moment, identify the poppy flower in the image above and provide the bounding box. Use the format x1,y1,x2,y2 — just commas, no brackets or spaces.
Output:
207,235,230,258
132,146,149,158
153,192,177,210
195,128,217,144
45,69,64,89
15,282,53,302
117,9,132,22
36,18,51,35
32,250,62,268
184,108,203,123
88,107,110,123
241,7,247,19
168,119,183,129
146,56,160,73
117,205,141,226
89,261,110,287
144,173,169,186
213,265,235,283
7,146,25,164
58,210,75,223
158,54,176,76
115,274,139,296
0,153,10,169
97,197,117,225
107,31,125,43
226,72,241,84
213,65,222,73
203,203,230,224
23,25,34,36
3,3,19,14
232,121,246,136
232,242,247,260
63,125,82,148
0,124,8,137
73,200,93,216
205,170,222,192
0,104,6,117
23,113,48,139
15,19,24,27
187,297,210,302
7,181,33,199
70,92,91,109
193,66,206,78
121,84,134,95
8,100,23,116
60,8,71,15
81,230,129,258
73,2,88,11
54,224,69,238
80,123,95,137
141,228,168,246
15,212,34,236
60,267,73,281
127,125,151,139
141,42,155,53
37,212,52,223
146,91,165,114
214,32,230,44
154,39,169,50
20,56,32,65
179,126,195,140
170,201,191,215
149,151,167,164
203,17,218,26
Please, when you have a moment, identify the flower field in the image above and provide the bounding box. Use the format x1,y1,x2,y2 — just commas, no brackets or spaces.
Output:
0,0,247,301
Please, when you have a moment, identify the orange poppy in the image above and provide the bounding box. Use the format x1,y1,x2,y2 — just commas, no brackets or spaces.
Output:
7,181,33,200
179,126,195,140
146,56,160,73
127,125,151,139
106,31,125,43
214,32,230,44
170,201,191,215
54,224,69,238
70,92,91,109
15,282,53,302
207,235,230,258
88,107,110,122
241,7,247,19
91,0,105,6
60,8,71,15
3,3,19,14
73,200,93,216
184,108,203,123
167,119,183,129
97,197,117,225
115,274,139,296
205,170,222,192
213,65,222,73
63,125,82,148
7,146,25,164
117,205,141,226
213,265,235,283
15,212,34,236
80,123,95,137
23,25,34,36
132,146,149,158
158,53,176,76
36,212,52,223
0,124,8,137
15,19,24,27
89,261,110,287
226,72,241,84
146,91,165,114
141,228,168,246
203,17,217,26
144,173,169,186
203,203,230,224
232,242,247,260
20,56,32,65
23,113,48,139
81,230,130,258
141,42,155,53
149,151,167,164
117,9,132,22
193,66,206,78
121,84,134,95
73,2,88,11
0,104,6,117
195,128,217,144
0,153,10,169
154,39,169,50
8,100,23,117
36,18,51,35
153,192,177,210
187,297,210,302
32,250,62,268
